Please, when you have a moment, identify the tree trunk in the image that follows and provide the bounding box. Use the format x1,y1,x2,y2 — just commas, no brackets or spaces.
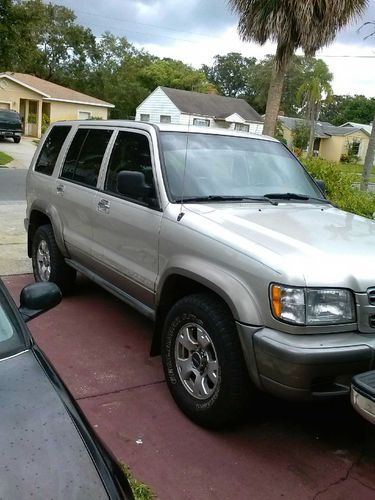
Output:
262,58,288,137
307,102,316,159
360,114,375,192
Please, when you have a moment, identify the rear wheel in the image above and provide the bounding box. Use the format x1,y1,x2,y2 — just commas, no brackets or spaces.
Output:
161,293,252,428
13,136,21,143
32,224,76,294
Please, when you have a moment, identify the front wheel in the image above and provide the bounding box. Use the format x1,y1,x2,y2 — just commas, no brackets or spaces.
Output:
13,136,21,143
161,293,252,428
32,224,76,294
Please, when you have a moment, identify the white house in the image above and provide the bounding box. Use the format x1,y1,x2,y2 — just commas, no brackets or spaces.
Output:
135,86,263,134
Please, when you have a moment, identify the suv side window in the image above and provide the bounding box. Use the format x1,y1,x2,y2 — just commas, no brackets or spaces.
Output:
61,128,113,188
104,131,154,201
35,126,71,176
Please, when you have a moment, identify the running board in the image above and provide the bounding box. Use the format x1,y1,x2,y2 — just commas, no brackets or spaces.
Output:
65,259,155,321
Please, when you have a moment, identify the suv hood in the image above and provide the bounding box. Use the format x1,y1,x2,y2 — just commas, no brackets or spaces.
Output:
188,203,375,290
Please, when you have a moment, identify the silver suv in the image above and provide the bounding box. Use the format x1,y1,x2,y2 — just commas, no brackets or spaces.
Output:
25,121,375,428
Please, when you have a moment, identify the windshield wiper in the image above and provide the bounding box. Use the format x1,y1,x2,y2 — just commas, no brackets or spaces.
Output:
263,193,332,204
174,195,278,205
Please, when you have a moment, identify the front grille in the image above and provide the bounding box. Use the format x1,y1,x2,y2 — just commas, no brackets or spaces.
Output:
370,315,375,329
367,288,375,305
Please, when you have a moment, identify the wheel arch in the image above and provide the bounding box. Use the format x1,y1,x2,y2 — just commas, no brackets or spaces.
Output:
27,204,68,258
151,266,261,356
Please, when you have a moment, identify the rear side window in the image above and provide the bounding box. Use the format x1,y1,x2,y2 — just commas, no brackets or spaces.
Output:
35,126,71,176
61,128,113,188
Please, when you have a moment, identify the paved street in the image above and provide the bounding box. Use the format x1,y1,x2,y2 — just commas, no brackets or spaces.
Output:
0,168,27,201
4,274,375,500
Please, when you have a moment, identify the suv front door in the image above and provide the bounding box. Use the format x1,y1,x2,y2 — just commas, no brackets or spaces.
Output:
92,129,162,310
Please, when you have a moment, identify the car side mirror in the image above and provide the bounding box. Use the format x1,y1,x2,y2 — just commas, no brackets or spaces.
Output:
315,179,326,195
19,282,62,322
117,171,153,201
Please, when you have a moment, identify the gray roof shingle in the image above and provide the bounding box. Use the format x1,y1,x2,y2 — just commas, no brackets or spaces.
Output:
279,116,365,138
161,87,263,122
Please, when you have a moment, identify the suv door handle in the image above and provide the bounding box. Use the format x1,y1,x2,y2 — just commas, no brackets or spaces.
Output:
56,184,65,195
97,198,110,214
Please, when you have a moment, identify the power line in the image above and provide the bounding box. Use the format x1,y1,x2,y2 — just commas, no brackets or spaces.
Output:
75,8,375,58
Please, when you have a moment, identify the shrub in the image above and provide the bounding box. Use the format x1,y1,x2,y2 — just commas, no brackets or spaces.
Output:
302,158,375,219
27,113,37,124
292,122,310,150
41,113,50,134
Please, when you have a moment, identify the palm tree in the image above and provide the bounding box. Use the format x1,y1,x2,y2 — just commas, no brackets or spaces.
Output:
360,20,375,191
229,0,368,137
296,59,333,158
360,114,375,191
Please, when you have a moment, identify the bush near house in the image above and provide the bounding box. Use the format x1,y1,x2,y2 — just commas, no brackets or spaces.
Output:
302,158,375,219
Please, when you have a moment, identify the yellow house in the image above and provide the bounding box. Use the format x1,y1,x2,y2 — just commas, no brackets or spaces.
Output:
0,72,114,138
279,116,371,164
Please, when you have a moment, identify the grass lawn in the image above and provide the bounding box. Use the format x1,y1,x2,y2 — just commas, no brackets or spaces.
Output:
337,163,375,183
0,151,13,167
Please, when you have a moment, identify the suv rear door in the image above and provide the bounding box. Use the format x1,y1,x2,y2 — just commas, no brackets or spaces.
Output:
92,128,162,309
54,126,115,266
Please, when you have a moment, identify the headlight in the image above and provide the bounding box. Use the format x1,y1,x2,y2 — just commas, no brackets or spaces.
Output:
270,284,355,325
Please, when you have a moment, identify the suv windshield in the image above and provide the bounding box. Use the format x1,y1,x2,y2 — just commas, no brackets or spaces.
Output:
0,289,25,359
160,132,323,202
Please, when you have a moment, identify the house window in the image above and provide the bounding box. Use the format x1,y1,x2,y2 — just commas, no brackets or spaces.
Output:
78,111,91,120
235,123,249,132
140,114,150,122
193,118,210,127
351,141,361,155
160,115,171,123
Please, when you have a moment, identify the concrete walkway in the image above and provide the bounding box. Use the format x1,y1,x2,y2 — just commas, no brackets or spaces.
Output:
0,136,37,169
0,202,31,275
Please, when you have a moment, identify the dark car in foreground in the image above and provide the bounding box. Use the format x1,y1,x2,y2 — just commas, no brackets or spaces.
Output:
0,109,22,143
0,279,133,499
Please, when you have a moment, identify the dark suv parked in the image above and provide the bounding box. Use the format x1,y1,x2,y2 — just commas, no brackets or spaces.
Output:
0,109,22,143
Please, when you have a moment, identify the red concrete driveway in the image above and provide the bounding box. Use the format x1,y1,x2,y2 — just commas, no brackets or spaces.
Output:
4,274,375,500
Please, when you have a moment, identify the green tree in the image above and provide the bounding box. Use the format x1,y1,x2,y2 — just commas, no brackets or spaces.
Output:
320,95,375,125
292,122,310,150
229,0,367,137
246,55,314,116
202,52,256,97
140,59,210,92
296,59,333,158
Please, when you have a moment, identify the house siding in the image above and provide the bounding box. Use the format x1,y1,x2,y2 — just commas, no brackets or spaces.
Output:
319,131,369,163
136,88,181,123
48,101,108,122
0,78,42,112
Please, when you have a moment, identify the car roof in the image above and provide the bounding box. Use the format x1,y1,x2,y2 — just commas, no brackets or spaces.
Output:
50,120,278,142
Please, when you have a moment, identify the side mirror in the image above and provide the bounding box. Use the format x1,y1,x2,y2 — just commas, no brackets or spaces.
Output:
19,282,62,322
117,171,152,201
315,179,326,195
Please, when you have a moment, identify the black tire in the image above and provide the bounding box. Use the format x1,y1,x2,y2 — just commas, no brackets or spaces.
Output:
32,224,76,294
161,293,252,428
13,136,21,143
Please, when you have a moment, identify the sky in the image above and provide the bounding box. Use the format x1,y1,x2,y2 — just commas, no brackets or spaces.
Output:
50,0,375,97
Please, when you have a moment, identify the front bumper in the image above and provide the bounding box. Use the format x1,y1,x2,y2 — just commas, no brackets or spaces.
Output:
237,324,375,401
0,130,22,138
